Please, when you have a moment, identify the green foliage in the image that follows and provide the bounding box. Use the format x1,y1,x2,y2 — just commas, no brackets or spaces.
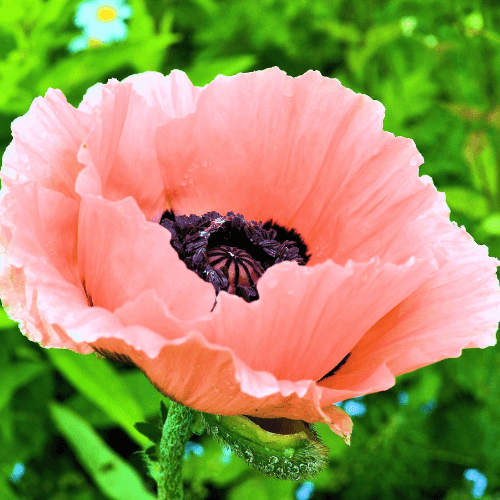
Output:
50,403,156,500
1,0,500,499
46,349,149,446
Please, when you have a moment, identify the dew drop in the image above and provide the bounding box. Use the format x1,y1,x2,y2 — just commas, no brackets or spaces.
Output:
409,156,419,167
41,130,48,139
244,450,254,463
264,275,279,290
269,456,279,464
179,181,187,187
21,154,29,163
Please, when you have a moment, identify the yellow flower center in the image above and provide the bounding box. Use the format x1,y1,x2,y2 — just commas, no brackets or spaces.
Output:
97,6,118,22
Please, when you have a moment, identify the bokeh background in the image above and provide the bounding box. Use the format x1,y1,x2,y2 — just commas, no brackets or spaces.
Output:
1,0,500,499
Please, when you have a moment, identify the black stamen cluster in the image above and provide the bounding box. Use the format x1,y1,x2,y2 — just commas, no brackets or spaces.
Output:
159,210,310,304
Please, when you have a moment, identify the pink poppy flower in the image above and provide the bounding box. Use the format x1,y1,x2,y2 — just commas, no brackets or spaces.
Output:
1,68,499,444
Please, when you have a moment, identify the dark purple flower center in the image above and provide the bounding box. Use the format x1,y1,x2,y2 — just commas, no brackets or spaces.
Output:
159,210,310,306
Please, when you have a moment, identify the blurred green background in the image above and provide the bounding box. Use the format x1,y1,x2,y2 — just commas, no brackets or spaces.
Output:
1,0,500,499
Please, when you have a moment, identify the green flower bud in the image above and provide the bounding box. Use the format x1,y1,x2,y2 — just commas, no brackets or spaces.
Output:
201,413,329,481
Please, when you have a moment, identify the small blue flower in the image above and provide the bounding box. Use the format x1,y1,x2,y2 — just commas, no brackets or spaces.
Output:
69,0,133,52
464,468,488,498
420,399,436,414
296,481,315,500
398,390,410,406
9,462,25,483
184,441,204,459
343,399,367,417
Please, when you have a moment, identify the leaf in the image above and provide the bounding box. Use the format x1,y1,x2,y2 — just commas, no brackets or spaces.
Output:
186,55,257,86
0,361,47,411
481,213,500,235
442,186,489,219
463,131,498,197
0,479,22,500
46,349,148,446
50,403,156,500
36,34,177,98
347,23,401,76
228,476,296,500
123,370,170,419
320,19,361,43
134,422,162,443
0,308,17,329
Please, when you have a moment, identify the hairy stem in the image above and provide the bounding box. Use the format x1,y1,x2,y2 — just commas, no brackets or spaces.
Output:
158,402,196,500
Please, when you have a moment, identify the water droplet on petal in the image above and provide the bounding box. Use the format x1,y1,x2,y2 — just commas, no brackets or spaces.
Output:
21,154,29,163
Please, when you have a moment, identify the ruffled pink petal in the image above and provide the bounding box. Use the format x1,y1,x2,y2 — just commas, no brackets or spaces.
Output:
89,327,353,442
0,182,91,353
1,89,94,199
319,219,500,403
183,254,437,382
155,68,435,267
122,70,203,117
76,72,202,220
1,68,498,445
77,193,214,320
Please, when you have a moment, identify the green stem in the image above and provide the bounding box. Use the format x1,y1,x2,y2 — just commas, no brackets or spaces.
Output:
158,402,196,500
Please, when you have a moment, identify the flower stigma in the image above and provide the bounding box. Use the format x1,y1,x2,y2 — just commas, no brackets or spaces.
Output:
159,210,310,309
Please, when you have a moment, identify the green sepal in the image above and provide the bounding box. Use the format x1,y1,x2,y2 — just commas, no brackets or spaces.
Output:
201,413,329,481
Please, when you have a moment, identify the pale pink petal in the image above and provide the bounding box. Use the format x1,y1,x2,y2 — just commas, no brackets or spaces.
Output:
184,254,437,382
1,67,498,446
0,182,91,353
1,89,94,198
155,68,434,268
88,330,352,442
77,194,215,320
122,70,203,117
76,72,201,220
319,219,500,403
